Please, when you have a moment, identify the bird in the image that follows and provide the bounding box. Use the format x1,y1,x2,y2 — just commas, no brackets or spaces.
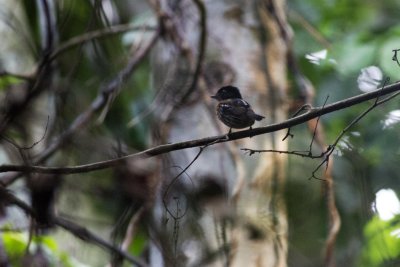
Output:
211,86,265,133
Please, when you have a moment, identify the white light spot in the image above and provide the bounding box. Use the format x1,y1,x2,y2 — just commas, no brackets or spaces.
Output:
305,49,328,65
390,228,400,238
383,110,400,129
357,66,383,92
374,189,400,221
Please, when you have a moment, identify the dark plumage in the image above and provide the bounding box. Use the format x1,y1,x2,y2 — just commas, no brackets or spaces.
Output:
211,86,264,132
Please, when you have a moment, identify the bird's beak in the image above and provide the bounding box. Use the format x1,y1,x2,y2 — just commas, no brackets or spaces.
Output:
211,95,217,100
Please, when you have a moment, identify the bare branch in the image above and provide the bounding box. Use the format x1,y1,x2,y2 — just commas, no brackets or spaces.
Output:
50,24,156,61
55,217,148,267
1,188,148,267
1,81,400,176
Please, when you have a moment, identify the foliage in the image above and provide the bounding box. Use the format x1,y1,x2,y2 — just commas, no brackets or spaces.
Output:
1,231,88,267
358,216,400,267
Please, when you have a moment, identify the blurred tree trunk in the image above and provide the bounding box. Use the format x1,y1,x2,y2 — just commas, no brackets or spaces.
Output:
149,0,289,266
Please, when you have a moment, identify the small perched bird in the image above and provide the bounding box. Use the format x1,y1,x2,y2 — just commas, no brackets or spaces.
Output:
211,86,265,133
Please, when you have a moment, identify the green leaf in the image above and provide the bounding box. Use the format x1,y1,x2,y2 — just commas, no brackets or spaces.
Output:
2,232,27,257
0,75,24,90
358,215,400,266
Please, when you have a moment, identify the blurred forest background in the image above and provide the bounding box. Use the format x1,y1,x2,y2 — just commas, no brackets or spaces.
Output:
0,0,400,267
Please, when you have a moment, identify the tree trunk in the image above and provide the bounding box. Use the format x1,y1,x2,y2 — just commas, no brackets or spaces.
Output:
150,0,289,266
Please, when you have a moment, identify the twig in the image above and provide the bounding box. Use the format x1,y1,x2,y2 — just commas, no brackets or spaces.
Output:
50,24,156,61
1,81,400,176
0,116,49,150
308,96,329,152
282,104,312,141
121,207,145,251
392,49,400,67
162,146,206,220
289,10,331,49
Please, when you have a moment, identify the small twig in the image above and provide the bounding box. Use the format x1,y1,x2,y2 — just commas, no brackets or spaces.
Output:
0,116,50,151
121,207,145,251
162,138,222,220
309,96,329,152
282,104,312,141
392,49,400,67
241,148,324,158
162,147,203,220
289,10,331,49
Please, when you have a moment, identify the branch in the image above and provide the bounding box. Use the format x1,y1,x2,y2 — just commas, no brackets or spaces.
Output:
309,77,394,180
243,78,395,181
49,24,156,61
55,217,148,267
179,0,207,103
1,81,400,175
1,188,148,267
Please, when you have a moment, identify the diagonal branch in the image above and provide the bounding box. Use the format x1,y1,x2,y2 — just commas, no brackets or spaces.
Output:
55,217,148,267
50,24,156,61
1,188,148,267
1,81,400,176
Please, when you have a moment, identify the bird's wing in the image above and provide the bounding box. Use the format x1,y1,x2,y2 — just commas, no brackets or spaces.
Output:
220,99,249,116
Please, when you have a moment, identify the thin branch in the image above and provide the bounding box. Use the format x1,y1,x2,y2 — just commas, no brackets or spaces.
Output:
289,10,331,49
1,81,400,175
0,116,49,150
282,104,312,141
55,217,148,267
308,95,329,152
242,148,324,158
50,24,156,61
162,147,202,220
162,138,223,221
179,0,207,103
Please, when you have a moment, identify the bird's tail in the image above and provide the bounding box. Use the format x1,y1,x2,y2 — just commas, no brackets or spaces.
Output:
254,114,265,121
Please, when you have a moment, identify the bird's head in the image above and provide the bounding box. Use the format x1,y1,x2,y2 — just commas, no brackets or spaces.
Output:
211,85,242,101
